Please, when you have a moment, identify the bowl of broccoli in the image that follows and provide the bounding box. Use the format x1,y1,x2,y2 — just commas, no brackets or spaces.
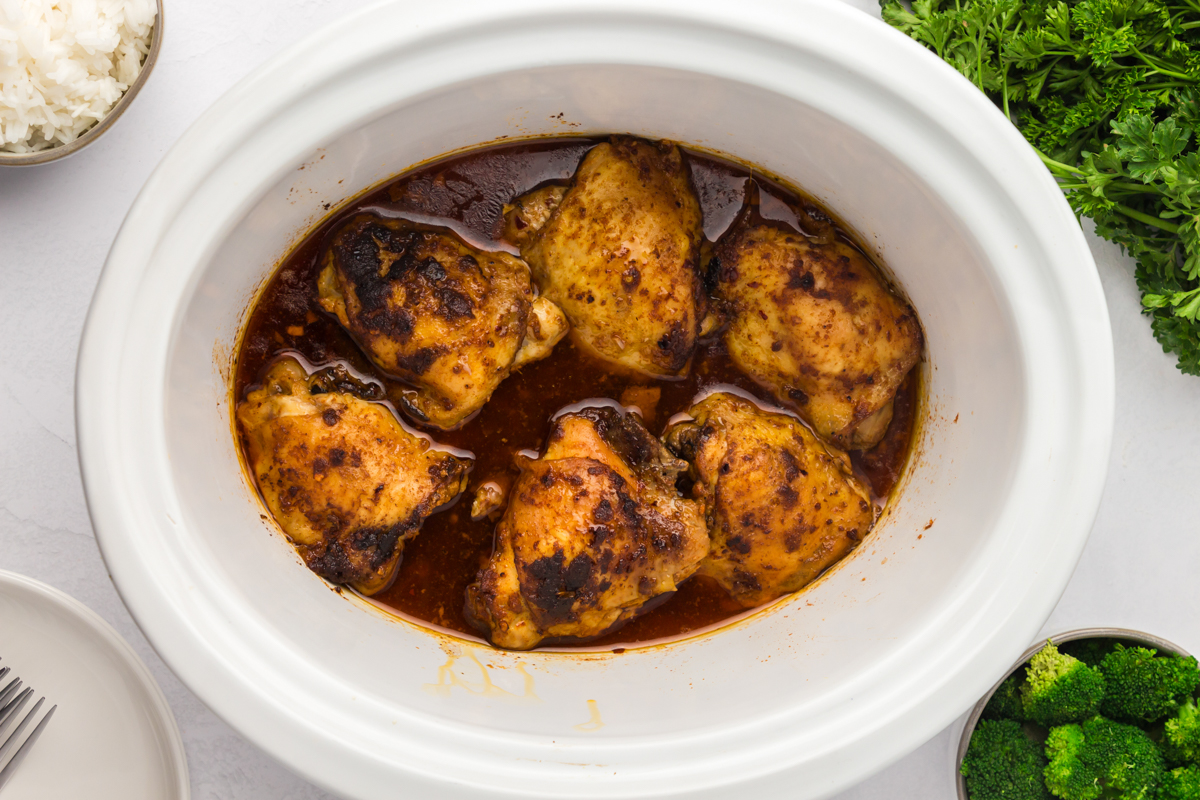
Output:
958,628,1200,800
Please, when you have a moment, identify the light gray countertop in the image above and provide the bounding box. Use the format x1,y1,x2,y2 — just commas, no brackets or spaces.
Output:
1,1,1197,797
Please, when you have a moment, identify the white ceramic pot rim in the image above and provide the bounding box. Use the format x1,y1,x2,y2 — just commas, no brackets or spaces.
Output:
76,1,1115,798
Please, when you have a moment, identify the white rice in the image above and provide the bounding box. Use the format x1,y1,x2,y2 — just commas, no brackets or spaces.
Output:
0,0,156,153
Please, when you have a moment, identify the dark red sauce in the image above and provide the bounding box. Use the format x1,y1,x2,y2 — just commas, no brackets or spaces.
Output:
235,137,920,646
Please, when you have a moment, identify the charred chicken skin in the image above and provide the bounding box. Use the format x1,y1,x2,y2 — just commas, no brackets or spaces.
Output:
504,136,712,378
713,216,922,449
237,358,471,594
466,406,708,650
664,392,874,608
317,214,568,430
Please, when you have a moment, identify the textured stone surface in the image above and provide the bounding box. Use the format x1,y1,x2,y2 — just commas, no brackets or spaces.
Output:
0,0,1196,797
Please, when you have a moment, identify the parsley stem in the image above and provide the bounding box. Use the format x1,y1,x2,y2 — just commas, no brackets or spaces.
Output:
1109,183,1161,195
1132,49,1194,81
1113,204,1180,234
1035,149,1084,177
976,33,985,93
1058,182,1161,195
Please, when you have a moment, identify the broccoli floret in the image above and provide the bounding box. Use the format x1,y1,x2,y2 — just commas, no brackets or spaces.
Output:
1061,639,1119,669
1163,699,1200,766
985,671,1028,721
1043,717,1163,800
1099,646,1200,723
1160,765,1200,800
961,718,1051,800
1021,642,1106,727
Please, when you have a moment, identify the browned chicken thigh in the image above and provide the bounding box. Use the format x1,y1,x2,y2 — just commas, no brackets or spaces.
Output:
714,217,922,449
503,136,712,377
237,358,471,594
317,214,568,429
466,406,708,650
664,392,874,608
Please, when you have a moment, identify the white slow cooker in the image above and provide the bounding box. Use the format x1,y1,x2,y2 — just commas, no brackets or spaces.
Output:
76,0,1114,797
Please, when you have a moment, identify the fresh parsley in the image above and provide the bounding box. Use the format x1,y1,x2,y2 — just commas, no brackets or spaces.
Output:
882,0,1200,374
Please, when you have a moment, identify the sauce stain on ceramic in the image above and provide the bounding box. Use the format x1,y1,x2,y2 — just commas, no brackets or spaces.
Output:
423,648,539,702
573,699,605,732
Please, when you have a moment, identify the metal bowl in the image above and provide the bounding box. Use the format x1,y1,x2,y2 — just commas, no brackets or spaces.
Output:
956,627,1194,800
0,0,163,167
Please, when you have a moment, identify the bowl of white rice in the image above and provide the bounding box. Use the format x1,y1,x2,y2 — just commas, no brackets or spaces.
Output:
0,0,161,166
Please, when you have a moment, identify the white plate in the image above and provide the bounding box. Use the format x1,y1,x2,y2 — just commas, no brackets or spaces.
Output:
0,571,188,800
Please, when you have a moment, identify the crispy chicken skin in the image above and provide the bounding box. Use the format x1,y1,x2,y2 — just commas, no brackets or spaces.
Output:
317,214,568,429
466,406,709,650
237,358,471,594
503,136,709,377
664,392,874,608
713,220,922,449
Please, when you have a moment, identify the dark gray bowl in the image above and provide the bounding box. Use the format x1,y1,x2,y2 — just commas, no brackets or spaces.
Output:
956,627,1193,800
0,0,163,167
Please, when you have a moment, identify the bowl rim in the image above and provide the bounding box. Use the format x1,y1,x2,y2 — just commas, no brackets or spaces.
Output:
955,627,1195,800
0,0,164,167
75,0,1116,796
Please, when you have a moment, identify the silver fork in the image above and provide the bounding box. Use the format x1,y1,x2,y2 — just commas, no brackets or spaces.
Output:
0,660,56,793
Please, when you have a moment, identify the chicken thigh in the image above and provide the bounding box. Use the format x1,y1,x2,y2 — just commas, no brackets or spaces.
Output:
503,136,710,377
664,392,874,608
237,358,471,594
317,214,568,429
713,218,922,449
466,405,708,649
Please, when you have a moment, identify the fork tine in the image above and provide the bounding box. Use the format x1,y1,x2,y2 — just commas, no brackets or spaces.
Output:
0,687,27,720
0,680,19,712
0,697,42,766
0,668,9,684
0,690,31,738
0,703,53,793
